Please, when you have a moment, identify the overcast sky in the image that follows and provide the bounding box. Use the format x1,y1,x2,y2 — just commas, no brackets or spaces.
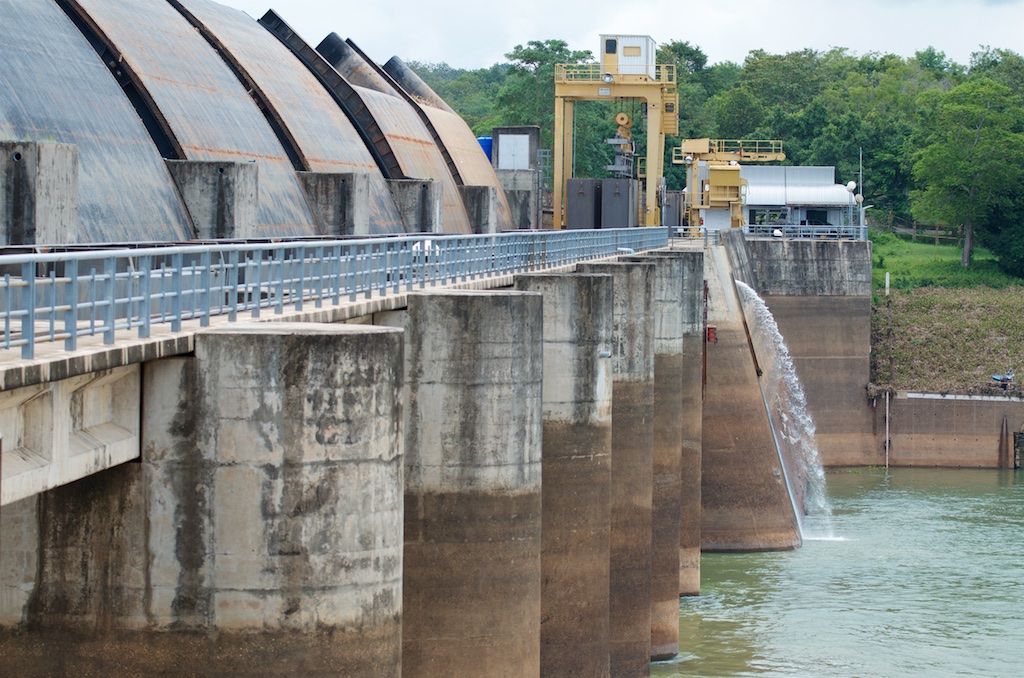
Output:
219,0,1024,70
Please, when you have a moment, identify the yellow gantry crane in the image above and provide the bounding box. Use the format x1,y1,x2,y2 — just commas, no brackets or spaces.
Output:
672,139,786,230
553,35,678,227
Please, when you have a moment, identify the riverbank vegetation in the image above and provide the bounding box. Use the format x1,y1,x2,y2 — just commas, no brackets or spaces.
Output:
870,230,1024,393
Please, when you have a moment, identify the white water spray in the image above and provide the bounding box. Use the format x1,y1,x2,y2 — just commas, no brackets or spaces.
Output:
736,281,835,540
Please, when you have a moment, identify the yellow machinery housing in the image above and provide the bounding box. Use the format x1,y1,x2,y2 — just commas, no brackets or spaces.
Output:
672,139,785,230
554,35,678,227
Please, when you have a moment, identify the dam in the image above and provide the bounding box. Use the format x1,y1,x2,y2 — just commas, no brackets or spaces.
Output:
2,1,1019,675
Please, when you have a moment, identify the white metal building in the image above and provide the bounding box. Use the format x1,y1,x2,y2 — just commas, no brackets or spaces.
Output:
741,166,858,227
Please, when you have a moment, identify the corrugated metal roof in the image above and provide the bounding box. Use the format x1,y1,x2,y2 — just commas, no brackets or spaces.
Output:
742,165,851,207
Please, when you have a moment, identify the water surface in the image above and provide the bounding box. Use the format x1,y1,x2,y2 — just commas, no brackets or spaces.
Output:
654,468,1024,677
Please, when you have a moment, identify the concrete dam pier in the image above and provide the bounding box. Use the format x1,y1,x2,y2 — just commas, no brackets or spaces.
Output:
1,247,717,676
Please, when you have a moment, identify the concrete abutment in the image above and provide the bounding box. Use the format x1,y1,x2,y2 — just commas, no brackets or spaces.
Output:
1,323,405,676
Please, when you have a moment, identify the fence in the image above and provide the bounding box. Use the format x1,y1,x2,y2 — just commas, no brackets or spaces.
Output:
744,224,869,241
0,228,669,360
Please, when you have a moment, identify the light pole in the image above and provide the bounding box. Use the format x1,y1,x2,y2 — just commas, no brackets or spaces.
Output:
846,180,857,230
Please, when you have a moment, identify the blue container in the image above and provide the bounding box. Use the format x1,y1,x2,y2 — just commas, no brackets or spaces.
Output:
477,136,493,161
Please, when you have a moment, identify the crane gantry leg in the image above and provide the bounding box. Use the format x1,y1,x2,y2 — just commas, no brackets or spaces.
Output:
553,97,574,229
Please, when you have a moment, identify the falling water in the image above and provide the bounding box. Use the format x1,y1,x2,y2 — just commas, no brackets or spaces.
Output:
736,281,835,539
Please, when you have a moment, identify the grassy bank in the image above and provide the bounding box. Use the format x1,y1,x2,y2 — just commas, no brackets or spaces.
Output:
870,231,1024,393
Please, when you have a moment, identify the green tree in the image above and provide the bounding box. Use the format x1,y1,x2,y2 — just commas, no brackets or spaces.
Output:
911,79,1024,266
701,61,741,97
741,49,827,113
915,47,965,80
657,40,708,78
497,40,593,147
808,56,946,217
709,85,765,138
969,47,1024,92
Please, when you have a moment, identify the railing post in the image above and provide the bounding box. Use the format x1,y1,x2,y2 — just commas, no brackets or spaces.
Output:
64,259,78,351
199,249,212,327
363,243,373,300
274,247,286,314
47,268,57,343
171,252,183,332
250,250,263,319
139,255,152,339
331,243,343,304
103,256,116,345
314,245,324,309
20,261,35,360
294,245,306,313
227,250,240,322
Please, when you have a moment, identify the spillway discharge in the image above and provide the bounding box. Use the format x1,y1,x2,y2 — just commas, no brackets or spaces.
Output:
736,281,834,538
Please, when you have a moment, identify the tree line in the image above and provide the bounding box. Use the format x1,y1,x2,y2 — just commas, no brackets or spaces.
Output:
408,40,1024,273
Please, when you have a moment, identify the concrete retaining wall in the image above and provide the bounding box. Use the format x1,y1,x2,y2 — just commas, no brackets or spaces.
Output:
877,393,1024,467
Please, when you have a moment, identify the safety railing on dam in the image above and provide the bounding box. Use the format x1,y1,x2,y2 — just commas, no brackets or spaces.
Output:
744,224,868,240
671,225,868,243
0,228,669,360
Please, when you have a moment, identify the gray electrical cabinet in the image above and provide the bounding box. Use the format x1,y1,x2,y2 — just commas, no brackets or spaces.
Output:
566,179,601,229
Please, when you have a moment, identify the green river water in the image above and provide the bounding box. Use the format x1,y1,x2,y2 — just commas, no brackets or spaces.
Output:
652,468,1024,678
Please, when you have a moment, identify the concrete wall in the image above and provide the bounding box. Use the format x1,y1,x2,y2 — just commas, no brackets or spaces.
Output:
0,142,78,245
0,496,38,626
747,239,872,297
765,295,874,465
297,172,372,236
744,237,874,466
496,168,541,230
877,393,1024,467
1,365,140,506
166,160,256,239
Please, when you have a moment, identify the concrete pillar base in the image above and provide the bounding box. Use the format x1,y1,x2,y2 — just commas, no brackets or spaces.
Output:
2,323,405,676
0,141,78,245
166,160,258,239
402,291,543,677
577,262,655,676
388,179,440,232
297,171,371,235
459,184,499,234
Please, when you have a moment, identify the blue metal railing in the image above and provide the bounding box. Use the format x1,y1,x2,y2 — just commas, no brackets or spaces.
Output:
743,224,868,240
0,228,669,359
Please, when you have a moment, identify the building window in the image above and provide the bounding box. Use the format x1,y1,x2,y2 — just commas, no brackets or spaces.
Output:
806,209,829,225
